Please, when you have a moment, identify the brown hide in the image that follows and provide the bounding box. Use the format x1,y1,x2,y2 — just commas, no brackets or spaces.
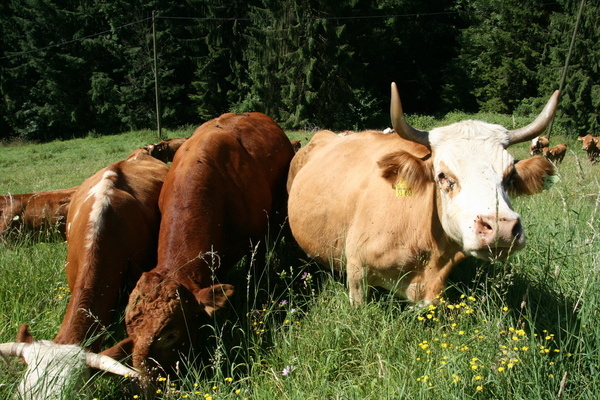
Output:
115,112,295,377
287,130,553,305
542,144,567,164
0,187,78,238
50,154,169,352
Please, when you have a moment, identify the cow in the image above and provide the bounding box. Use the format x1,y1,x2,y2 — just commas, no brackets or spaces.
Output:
580,134,599,164
287,83,558,306
145,137,187,163
542,143,567,164
0,186,78,239
125,138,187,163
102,113,295,380
0,154,169,399
529,136,549,155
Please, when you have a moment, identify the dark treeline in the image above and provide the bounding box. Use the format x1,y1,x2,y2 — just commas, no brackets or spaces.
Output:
0,0,597,141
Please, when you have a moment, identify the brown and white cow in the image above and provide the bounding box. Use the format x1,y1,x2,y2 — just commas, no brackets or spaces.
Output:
542,143,567,164
1,154,169,399
104,112,295,378
529,136,549,155
580,134,599,164
287,83,558,306
0,186,78,239
145,137,187,163
125,138,187,163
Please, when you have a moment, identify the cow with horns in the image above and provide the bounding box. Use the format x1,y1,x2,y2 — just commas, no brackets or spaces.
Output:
287,83,558,306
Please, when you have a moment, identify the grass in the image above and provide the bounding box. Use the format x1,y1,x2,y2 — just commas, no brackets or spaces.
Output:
0,118,598,399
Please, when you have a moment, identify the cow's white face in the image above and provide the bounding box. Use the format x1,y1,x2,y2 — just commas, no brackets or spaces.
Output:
17,341,89,400
429,121,525,259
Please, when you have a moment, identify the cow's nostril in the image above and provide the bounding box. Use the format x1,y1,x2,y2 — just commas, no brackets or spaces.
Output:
512,220,523,238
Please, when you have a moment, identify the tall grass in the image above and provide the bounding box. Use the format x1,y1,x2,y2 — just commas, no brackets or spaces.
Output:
0,122,598,399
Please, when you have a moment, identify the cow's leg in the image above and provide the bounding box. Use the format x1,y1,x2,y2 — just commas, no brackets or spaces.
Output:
346,256,367,306
406,252,466,306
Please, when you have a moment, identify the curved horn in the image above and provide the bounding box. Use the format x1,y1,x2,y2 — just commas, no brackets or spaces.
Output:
0,342,28,358
507,90,560,146
390,82,430,147
85,352,141,379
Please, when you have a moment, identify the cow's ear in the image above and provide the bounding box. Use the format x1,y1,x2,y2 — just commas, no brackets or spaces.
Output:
100,337,134,360
17,324,34,343
378,151,432,193
512,156,556,195
193,284,235,317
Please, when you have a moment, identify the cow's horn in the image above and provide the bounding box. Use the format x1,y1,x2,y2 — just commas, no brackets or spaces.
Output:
85,352,141,379
390,82,430,147
0,342,28,358
507,90,560,146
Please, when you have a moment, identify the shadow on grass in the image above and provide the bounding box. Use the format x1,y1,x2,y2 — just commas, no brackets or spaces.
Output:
448,257,582,354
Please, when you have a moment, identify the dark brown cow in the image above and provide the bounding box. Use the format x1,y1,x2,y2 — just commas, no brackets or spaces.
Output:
542,143,567,164
287,83,558,306
1,154,169,398
0,187,78,238
580,134,599,164
529,136,549,155
104,113,295,378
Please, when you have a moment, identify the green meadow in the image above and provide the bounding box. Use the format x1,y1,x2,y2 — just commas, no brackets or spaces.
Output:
0,116,598,399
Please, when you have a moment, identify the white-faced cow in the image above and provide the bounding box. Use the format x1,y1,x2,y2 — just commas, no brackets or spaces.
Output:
542,143,567,164
287,83,558,306
580,134,599,164
529,136,549,155
103,113,295,379
0,187,78,239
1,154,169,399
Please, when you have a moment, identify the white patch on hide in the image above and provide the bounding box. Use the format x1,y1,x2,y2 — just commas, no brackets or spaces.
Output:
84,170,116,249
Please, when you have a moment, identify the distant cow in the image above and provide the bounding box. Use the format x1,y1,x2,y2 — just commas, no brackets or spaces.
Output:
126,137,187,163
103,113,295,378
530,136,549,155
287,83,558,306
1,154,169,399
580,134,599,164
0,187,78,238
543,143,567,164
145,137,187,163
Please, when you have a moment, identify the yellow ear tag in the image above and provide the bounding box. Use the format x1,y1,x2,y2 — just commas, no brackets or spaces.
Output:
394,179,413,197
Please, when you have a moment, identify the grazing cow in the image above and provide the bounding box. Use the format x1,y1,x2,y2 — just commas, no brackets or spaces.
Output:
0,187,78,239
529,136,549,155
580,134,599,164
103,113,295,378
287,83,558,306
0,154,168,399
542,144,567,164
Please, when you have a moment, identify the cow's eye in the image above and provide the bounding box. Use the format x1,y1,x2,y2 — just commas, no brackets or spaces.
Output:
437,172,456,193
156,329,181,348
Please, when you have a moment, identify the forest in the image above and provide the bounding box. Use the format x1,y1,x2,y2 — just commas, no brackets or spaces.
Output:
0,0,598,142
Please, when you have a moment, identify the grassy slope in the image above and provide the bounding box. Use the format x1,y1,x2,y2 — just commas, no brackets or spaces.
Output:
0,119,598,399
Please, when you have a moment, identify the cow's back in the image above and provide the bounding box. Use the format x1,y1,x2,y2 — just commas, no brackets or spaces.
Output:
157,112,294,282
56,155,168,349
